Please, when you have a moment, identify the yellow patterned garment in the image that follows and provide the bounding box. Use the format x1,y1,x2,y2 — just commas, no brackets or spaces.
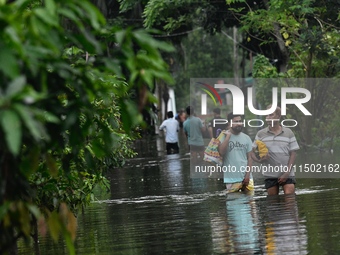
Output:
255,140,268,158
226,179,254,193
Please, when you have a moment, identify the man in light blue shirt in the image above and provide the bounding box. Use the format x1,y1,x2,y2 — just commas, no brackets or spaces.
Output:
218,113,254,193
159,111,180,154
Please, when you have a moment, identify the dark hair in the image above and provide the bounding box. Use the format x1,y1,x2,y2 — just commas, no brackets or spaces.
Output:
167,111,174,118
213,108,221,114
186,106,194,115
227,112,242,123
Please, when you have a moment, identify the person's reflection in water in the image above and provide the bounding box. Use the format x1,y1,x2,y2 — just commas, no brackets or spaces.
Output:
161,153,184,192
264,194,308,255
224,192,261,254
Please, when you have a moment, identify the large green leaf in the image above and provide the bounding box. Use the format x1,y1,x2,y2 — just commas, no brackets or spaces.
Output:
34,8,58,26
81,1,105,30
0,110,22,156
45,0,56,15
6,76,26,97
13,104,44,141
0,47,19,79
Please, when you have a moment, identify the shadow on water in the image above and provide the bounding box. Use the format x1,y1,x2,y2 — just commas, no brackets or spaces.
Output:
18,134,340,255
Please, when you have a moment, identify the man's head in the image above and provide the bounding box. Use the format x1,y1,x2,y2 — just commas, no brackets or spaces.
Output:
227,112,243,134
266,105,281,126
167,111,174,118
177,110,186,122
213,108,221,116
186,106,194,116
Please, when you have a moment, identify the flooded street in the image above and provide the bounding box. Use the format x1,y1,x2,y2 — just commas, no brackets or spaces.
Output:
19,132,340,254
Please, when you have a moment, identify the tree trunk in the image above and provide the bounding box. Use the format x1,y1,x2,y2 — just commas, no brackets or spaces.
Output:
302,51,314,145
157,80,163,122
263,0,289,72
33,218,41,255
233,26,240,86
272,23,289,72
162,83,169,121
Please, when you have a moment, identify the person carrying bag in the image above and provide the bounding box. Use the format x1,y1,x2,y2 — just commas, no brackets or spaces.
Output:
203,131,225,166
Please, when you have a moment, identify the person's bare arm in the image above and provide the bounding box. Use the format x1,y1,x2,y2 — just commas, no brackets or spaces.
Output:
159,121,165,131
208,127,213,139
242,151,253,186
251,148,269,162
278,150,297,183
250,149,259,162
287,150,297,171
218,130,231,156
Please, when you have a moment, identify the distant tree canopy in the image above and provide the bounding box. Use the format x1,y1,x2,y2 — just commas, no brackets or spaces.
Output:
110,0,340,149
99,0,340,77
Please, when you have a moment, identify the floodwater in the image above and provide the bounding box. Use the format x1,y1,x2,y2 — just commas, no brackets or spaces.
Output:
19,131,340,255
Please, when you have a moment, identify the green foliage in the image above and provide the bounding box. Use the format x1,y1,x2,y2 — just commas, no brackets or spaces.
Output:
253,55,279,78
229,0,340,77
252,54,281,108
173,29,235,109
228,0,340,149
143,0,203,31
0,0,173,253
31,169,110,212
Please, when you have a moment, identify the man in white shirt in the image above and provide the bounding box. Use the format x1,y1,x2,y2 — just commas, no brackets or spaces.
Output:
159,111,180,154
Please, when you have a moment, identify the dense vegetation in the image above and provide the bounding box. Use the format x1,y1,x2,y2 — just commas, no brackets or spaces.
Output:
0,0,173,254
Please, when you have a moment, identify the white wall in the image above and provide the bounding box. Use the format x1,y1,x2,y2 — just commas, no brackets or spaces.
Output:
154,87,177,135
162,88,177,120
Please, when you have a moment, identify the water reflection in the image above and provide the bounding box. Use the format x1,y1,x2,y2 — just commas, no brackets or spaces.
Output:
210,193,261,254
160,153,185,194
225,193,260,254
210,193,310,255
16,136,340,255
264,195,307,255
